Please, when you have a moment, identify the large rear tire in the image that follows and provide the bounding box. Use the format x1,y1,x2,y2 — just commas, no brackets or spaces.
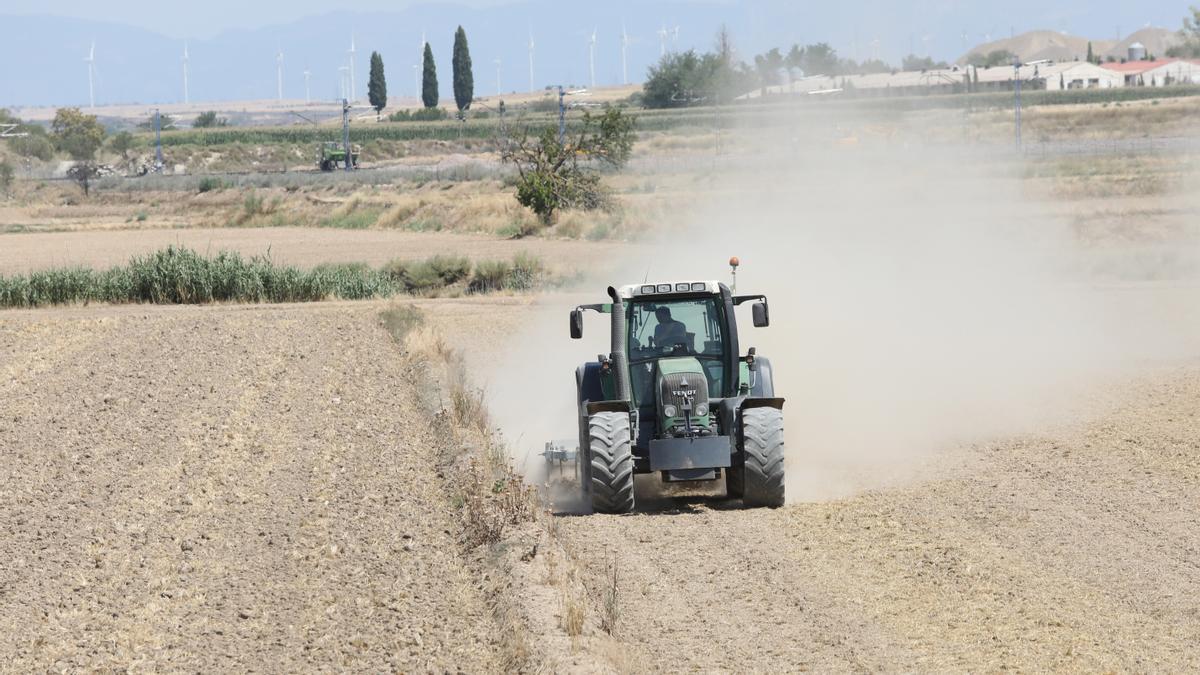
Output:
587,412,635,514
741,407,785,508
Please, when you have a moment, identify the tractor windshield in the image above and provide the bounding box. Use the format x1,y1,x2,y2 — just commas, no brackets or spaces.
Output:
627,297,726,403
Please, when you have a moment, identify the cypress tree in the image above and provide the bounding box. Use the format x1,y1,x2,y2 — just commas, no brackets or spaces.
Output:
1086,41,1094,64
368,51,387,118
422,42,438,108
452,26,474,112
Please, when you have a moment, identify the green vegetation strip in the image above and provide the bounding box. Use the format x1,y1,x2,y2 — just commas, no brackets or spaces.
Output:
0,246,544,309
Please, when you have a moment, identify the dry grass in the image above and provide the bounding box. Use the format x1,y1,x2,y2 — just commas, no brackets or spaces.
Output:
561,591,586,637
599,559,621,636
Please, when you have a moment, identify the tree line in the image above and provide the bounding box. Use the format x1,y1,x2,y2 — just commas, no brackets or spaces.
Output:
641,27,956,108
368,25,475,119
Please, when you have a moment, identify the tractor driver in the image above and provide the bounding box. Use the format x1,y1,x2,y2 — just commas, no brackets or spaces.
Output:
653,307,688,351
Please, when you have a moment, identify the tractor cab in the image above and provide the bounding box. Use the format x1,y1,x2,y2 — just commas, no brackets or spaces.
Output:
569,278,784,514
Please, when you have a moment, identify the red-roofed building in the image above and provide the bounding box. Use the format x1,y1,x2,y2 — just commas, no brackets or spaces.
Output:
1102,58,1200,85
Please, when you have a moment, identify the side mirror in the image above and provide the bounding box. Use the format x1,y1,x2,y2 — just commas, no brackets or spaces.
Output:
752,301,769,328
570,309,584,339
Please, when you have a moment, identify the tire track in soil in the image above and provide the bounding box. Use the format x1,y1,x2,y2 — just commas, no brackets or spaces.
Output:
554,368,1200,672
0,303,500,671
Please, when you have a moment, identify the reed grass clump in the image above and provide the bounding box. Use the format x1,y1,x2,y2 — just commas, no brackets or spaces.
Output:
0,246,550,309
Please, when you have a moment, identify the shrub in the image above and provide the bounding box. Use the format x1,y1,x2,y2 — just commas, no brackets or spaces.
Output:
387,107,450,122
0,159,13,196
384,254,471,293
508,251,543,291
502,107,634,223
468,259,512,293
380,304,424,342
8,135,55,161
193,111,228,128
198,176,226,193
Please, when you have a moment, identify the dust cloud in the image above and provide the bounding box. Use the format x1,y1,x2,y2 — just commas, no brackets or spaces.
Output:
481,106,1200,505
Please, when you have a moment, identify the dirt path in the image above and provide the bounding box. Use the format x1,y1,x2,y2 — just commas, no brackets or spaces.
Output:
0,227,625,274
555,368,1200,671
0,302,500,670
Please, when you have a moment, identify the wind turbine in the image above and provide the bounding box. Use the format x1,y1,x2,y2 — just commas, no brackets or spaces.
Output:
338,66,349,100
494,58,502,95
671,25,680,49
657,25,668,57
182,42,190,104
528,29,535,92
276,47,284,100
347,33,357,101
303,69,311,103
84,40,96,108
588,28,597,89
621,22,630,85
412,63,420,100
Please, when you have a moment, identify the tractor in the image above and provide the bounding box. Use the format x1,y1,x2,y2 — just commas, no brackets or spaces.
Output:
570,273,785,513
317,141,360,171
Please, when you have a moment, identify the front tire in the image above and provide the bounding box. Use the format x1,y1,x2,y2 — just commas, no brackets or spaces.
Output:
741,407,785,508
587,412,635,514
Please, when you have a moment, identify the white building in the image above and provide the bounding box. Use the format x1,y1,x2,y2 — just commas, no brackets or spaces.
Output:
737,60,1123,100
1143,59,1200,85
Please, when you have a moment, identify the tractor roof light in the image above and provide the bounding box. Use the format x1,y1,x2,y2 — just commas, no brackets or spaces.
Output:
640,285,656,294
656,283,672,293
691,282,707,291
675,283,690,292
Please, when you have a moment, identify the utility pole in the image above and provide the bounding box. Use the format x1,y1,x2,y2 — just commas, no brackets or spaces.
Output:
1013,59,1022,150
558,85,566,144
494,58,502,96
154,109,164,173
342,99,353,172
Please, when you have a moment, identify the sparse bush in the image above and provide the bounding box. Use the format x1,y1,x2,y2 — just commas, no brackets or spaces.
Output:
388,107,450,122
197,176,226,193
0,159,13,196
8,134,55,161
466,254,546,293
380,304,424,342
508,251,544,291
460,459,536,548
193,111,228,128
468,259,512,293
503,107,634,223
107,131,136,159
384,254,471,293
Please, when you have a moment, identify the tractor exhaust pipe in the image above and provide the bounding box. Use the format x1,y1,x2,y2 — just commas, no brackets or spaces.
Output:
607,286,633,403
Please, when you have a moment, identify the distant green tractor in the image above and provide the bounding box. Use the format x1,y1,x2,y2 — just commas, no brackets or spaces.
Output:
317,141,360,171
570,277,785,513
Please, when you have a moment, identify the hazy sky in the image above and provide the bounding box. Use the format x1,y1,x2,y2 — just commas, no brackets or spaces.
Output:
2,0,1190,42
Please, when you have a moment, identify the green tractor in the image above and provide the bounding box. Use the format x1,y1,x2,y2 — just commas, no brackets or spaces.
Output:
317,141,360,171
570,276,785,513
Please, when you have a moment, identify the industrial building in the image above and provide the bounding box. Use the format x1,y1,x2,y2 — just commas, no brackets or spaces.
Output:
1102,58,1200,86
739,60,1125,101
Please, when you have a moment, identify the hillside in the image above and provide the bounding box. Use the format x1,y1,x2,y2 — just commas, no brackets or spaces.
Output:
958,30,1114,64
